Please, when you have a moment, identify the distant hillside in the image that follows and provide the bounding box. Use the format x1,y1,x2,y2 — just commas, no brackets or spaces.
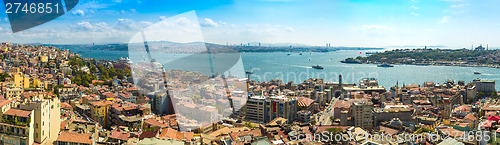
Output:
44,42,383,53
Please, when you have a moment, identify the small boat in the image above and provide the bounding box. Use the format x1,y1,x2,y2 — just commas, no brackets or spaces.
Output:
287,53,291,56
299,53,302,55
377,64,394,67
312,65,324,69
474,72,481,74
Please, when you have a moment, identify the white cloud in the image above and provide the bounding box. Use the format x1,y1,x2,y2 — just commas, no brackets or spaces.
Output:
71,9,85,16
411,6,420,10
112,0,122,3
114,19,152,31
159,16,167,21
128,11,205,43
411,12,420,16
200,18,219,27
119,9,138,15
440,16,450,23
73,21,110,31
77,21,93,30
361,25,393,31
174,17,191,26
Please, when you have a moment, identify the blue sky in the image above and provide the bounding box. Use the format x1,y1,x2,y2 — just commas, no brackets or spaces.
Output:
0,0,499,48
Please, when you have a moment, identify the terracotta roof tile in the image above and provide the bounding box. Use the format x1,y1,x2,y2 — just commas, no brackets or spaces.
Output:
5,109,31,117
56,131,93,144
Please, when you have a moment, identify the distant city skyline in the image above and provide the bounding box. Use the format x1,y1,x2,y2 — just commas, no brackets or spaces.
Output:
0,0,499,48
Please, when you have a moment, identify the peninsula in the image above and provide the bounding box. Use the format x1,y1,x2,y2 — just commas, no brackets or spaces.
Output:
342,46,500,68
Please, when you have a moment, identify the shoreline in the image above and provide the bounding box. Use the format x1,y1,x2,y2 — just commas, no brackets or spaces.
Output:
352,62,500,69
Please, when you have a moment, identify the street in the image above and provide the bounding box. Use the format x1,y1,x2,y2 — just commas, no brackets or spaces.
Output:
318,97,339,125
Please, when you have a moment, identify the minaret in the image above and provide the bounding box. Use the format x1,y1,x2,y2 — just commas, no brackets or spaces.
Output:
487,44,489,50
339,74,342,87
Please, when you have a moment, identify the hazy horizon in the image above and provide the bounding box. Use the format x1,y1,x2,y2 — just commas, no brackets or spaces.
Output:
1,0,499,48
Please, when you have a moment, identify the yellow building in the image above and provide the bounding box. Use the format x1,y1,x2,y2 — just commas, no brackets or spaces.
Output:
14,73,30,89
0,108,35,145
31,79,47,90
5,87,23,99
89,101,108,128
18,97,60,145
40,56,48,63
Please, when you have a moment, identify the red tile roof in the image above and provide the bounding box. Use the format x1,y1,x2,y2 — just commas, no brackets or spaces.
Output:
158,128,178,140
109,126,139,141
333,100,351,109
297,97,314,107
56,131,93,144
89,101,106,107
228,129,263,142
139,130,158,139
60,103,72,108
464,113,477,121
157,128,193,140
144,118,168,128
5,109,31,117
0,99,13,107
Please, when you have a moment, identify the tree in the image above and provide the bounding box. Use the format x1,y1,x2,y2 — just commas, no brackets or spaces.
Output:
325,127,343,144
478,91,485,98
325,127,342,134
492,90,498,98
329,116,335,122
310,121,316,125
0,73,10,82
244,121,254,128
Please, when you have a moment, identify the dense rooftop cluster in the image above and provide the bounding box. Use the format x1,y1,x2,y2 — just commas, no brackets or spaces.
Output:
0,42,498,145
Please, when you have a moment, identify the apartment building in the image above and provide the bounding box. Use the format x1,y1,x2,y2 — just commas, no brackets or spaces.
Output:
245,96,266,123
246,95,298,123
17,97,61,144
353,102,374,129
0,108,35,145
13,73,30,89
89,101,108,128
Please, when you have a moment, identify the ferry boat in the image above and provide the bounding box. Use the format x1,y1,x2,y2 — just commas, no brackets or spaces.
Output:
312,65,324,69
377,64,394,67
474,72,481,74
118,57,133,64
